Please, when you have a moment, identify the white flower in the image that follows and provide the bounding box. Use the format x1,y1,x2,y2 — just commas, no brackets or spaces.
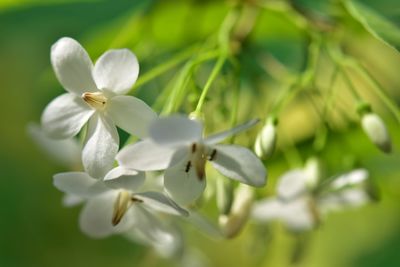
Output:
252,168,371,232
252,169,317,232
318,169,372,213
117,115,267,205
41,37,157,178
53,166,188,238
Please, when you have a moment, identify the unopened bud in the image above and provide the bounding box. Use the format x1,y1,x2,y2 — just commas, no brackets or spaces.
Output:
361,113,392,153
254,117,278,159
304,157,323,189
219,184,254,238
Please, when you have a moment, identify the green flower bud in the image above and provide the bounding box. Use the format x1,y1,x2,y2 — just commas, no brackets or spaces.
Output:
361,113,392,153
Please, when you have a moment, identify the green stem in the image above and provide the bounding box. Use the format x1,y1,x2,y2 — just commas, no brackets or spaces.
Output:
321,66,339,121
326,42,400,122
340,68,362,101
194,54,227,114
271,35,321,116
228,65,241,144
352,62,400,123
270,81,298,116
300,33,321,88
304,91,328,152
218,8,240,53
162,50,220,114
192,7,244,115
128,44,200,94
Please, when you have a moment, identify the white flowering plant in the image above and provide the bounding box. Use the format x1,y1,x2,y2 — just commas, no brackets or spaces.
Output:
25,0,400,266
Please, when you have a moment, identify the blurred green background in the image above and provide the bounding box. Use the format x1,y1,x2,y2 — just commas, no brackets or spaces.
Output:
1,0,400,266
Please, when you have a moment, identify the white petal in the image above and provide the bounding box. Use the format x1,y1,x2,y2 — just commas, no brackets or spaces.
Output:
211,145,266,187
27,123,81,167
126,225,182,259
116,140,185,171
134,191,189,216
82,114,119,179
51,37,97,95
164,158,206,206
79,191,135,238
149,115,203,147
151,225,183,259
184,211,223,239
107,95,157,138
41,93,94,139
128,206,176,246
276,169,308,200
53,172,108,197
251,198,284,222
319,188,370,213
62,194,84,207
103,166,145,192
330,169,369,190
93,49,139,95
204,119,259,145
253,197,314,231
280,198,315,231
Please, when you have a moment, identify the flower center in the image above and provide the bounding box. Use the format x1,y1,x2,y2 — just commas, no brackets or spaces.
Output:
112,190,131,226
112,190,143,226
82,92,108,110
186,143,217,180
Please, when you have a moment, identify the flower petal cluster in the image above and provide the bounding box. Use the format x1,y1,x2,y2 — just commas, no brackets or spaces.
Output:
252,167,372,232
117,115,267,205
41,37,156,178
54,166,188,238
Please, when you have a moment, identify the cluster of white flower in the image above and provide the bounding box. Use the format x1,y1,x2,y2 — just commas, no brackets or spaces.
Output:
252,158,375,232
31,37,376,262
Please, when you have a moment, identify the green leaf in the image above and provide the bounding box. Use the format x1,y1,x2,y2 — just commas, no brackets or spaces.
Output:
344,0,400,52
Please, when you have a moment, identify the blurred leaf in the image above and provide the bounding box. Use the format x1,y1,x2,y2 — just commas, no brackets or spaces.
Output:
344,0,400,52
0,0,99,11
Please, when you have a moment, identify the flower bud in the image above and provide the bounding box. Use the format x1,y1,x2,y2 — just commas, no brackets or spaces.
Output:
304,157,323,189
361,113,392,153
219,184,254,238
254,117,278,159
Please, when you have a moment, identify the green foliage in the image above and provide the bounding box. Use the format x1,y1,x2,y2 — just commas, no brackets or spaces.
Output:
345,0,400,52
1,0,400,267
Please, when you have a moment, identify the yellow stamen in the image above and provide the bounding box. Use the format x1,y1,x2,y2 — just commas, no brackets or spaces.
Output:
112,190,132,226
82,92,108,110
190,143,207,180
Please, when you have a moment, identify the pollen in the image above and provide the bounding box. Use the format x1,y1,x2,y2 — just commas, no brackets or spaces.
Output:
82,92,108,110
